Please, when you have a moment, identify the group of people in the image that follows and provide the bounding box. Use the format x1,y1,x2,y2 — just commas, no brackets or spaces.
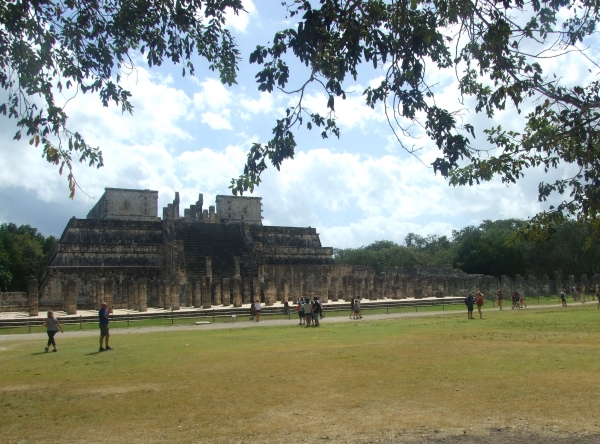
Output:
560,285,600,307
464,291,485,319
43,301,113,353
295,296,324,327
495,290,526,310
349,297,362,319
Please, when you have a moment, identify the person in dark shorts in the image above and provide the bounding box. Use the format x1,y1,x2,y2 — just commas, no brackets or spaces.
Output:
312,296,321,327
99,302,112,352
44,310,63,352
298,298,305,325
497,290,503,310
465,293,474,319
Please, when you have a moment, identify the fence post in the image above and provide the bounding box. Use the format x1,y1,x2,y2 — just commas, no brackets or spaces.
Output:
213,310,215,323
171,308,174,325
28,318,31,334
79,315,82,330
127,313,129,327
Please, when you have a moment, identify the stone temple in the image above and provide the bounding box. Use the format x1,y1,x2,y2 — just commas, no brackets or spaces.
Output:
26,187,583,315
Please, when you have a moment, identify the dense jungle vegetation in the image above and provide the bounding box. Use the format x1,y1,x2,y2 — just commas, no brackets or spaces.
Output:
0,224,57,292
334,219,600,278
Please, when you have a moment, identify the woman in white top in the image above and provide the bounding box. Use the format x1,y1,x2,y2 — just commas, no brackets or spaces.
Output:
44,311,63,352
254,299,262,322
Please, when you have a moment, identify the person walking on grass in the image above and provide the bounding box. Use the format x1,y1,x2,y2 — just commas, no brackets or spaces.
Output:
476,290,484,319
254,299,262,322
497,290,503,310
99,302,113,352
350,298,355,319
355,297,362,319
465,292,474,319
44,310,63,352
519,291,526,308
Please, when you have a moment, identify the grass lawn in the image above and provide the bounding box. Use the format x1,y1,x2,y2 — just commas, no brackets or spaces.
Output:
1,304,599,443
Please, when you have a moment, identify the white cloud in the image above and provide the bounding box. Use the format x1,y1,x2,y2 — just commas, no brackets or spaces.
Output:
201,111,233,130
225,0,258,33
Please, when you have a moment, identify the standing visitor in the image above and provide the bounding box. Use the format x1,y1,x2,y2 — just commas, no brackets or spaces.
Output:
44,311,63,352
465,293,474,319
476,291,484,319
99,302,112,352
254,299,262,322
312,296,321,327
497,290,503,310
560,287,568,307
303,298,313,327
355,297,362,319
297,298,305,325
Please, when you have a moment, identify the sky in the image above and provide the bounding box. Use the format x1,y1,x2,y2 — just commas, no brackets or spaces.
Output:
0,0,597,249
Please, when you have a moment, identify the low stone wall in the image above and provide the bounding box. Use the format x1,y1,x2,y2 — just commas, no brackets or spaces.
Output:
0,292,28,312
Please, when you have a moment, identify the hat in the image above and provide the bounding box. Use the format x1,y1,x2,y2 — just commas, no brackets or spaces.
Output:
101,301,107,306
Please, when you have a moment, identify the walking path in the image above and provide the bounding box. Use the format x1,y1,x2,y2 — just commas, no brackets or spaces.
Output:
0,302,566,342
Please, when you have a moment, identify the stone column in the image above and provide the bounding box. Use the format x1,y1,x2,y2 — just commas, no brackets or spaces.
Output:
133,280,140,309
28,278,38,316
185,282,193,307
321,276,329,303
242,278,251,305
158,281,165,308
252,277,261,303
64,279,77,315
193,280,203,308
232,277,242,307
265,279,276,306
212,279,222,306
171,282,181,310
222,278,231,306
206,257,213,281
164,282,172,310
202,276,212,309
282,279,290,303
138,279,148,312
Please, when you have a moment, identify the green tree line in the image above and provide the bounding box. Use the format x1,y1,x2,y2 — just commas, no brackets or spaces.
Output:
0,224,57,292
334,219,600,279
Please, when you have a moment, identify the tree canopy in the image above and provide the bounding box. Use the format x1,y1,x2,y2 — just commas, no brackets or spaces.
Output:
334,219,600,277
230,0,600,237
2,0,599,233
0,0,243,196
0,223,57,292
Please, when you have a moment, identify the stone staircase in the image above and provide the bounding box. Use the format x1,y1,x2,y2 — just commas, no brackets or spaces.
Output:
173,222,255,280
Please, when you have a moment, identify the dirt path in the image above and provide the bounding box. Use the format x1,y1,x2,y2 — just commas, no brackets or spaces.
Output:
0,303,565,342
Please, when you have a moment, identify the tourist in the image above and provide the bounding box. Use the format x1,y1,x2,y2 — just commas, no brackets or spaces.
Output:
297,298,305,325
349,298,355,319
519,291,526,308
354,297,362,319
254,299,262,322
465,292,474,319
317,296,324,319
497,290,503,310
44,310,63,352
596,286,600,308
312,296,321,327
476,290,484,319
560,287,567,307
99,302,113,352
511,292,519,309
303,298,313,327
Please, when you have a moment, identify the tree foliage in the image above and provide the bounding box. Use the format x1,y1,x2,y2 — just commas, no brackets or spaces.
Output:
229,0,600,236
334,219,600,277
1,0,243,196
0,223,57,292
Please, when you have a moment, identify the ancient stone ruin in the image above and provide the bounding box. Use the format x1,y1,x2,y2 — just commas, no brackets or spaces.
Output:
2,187,598,314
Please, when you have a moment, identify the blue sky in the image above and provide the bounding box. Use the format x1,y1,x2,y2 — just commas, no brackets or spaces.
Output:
0,0,596,248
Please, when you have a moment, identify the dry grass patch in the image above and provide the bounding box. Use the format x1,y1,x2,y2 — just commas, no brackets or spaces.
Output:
1,305,599,443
